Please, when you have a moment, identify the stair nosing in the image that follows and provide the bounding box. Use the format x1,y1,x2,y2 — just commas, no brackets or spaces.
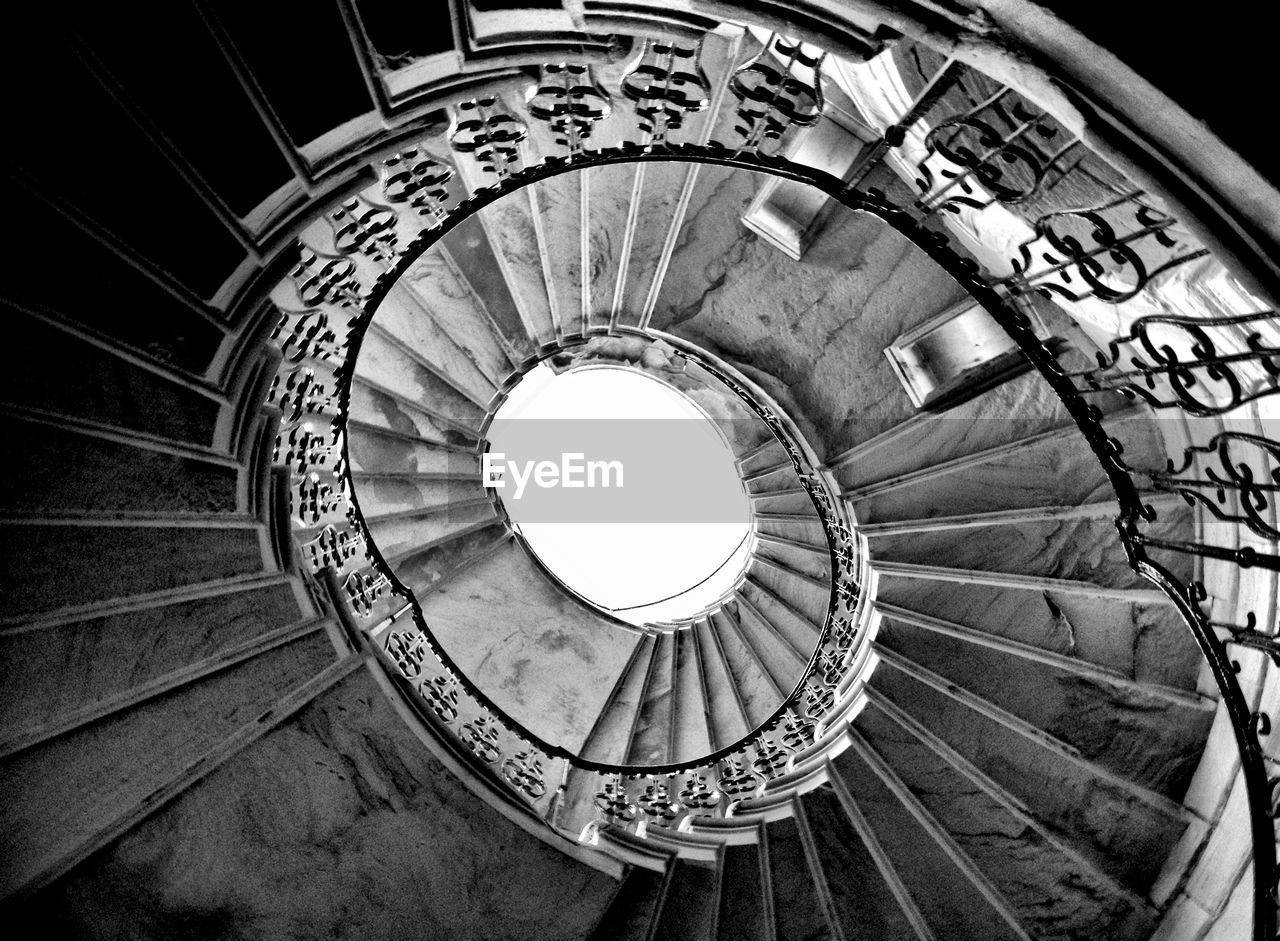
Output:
823,761,939,941
861,688,1162,914
845,731,1036,941
869,560,1173,603
874,644,1195,820
873,600,1212,710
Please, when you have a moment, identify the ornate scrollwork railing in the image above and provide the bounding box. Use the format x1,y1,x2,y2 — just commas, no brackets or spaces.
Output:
259,24,1278,938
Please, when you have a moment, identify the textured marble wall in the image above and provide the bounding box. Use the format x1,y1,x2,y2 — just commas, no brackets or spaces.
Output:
649,164,970,462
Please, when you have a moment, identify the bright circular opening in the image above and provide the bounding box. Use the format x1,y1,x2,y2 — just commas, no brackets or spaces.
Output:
486,363,753,627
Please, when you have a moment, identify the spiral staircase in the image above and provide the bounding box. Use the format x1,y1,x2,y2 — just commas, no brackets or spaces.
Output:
2,3,1277,940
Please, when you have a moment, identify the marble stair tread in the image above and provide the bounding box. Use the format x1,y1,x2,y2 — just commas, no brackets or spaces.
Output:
0,631,338,898
579,635,658,764
854,700,1158,940
609,162,702,330
872,573,1202,691
529,170,588,337
765,814,836,941
708,609,785,728
382,516,498,568
755,512,828,549
374,284,499,402
757,534,831,583
749,489,822,515
736,437,791,473
671,631,714,763
717,841,770,941
842,413,1166,524
436,216,537,359
419,540,642,753
398,521,510,596
829,740,1030,941
627,633,677,765
751,555,829,610
823,368,1073,491
873,609,1214,779
354,326,489,424
798,785,928,941
400,251,518,385
744,461,800,493
361,499,496,560
865,505,1194,589
728,595,811,692
345,474,471,518
348,377,480,448
470,189,558,347
589,865,670,941
692,619,752,748
867,655,1191,892
585,160,641,332
347,428,479,477
741,575,824,654
0,581,308,746
652,858,720,941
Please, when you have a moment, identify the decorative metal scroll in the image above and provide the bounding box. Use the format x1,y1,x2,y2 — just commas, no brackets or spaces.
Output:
380,146,455,223
913,86,1081,214
526,63,613,155
1147,432,1280,545
327,194,400,264
729,34,825,154
998,192,1210,304
448,96,529,179
620,39,710,145
1068,310,1280,415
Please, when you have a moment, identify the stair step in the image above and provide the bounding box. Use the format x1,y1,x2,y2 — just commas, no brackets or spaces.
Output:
742,575,824,655
347,427,478,477
376,283,499,402
671,630,713,763
823,369,1072,489
866,506,1193,589
400,252,517,386
470,193,558,347
843,411,1163,524
765,814,836,941
356,325,489,422
628,633,677,765
363,498,496,560
653,858,720,941
868,651,1191,892
580,635,657,764
873,571,1202,690
692,619,751,749
757,533,831,583
419,540,642,755
589,865,671,941
731,593,810,687
349,374,481,445
716,840,770,941
708,609,784,728
830,738,1030,941
800,785,927,941
855,698,1157,939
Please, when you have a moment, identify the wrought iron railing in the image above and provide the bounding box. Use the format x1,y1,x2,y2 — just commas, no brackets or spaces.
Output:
262,23,1278,938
